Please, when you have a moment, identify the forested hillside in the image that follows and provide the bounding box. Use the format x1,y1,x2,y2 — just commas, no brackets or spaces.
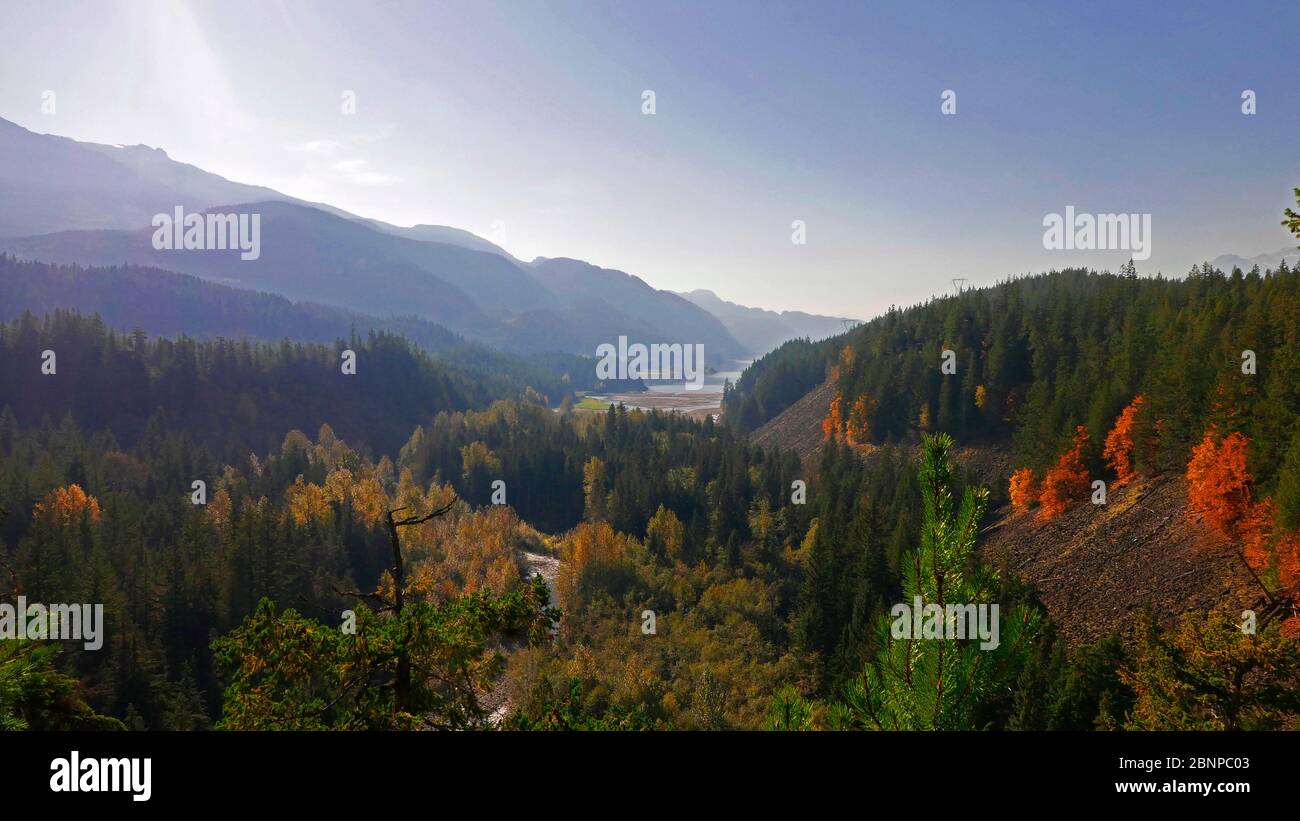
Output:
0,386,807,727
731,257,1300,675
4,251,1299,732
0,254,465,351
0,310,611,458
0,255,637,419
728,261,1300,497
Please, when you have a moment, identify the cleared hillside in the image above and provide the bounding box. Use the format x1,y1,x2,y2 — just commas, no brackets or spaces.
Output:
981,476,1260,646
750,378,836,465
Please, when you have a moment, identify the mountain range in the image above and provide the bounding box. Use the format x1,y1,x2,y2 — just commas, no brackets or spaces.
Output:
676,289,852,355
1209,247,1299,274
0,116,846,364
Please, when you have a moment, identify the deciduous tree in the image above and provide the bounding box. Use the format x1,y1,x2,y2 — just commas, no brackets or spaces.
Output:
1103,394,1144,487
1038,426,1090,521
1186,428,1253,536
1009,467,1038,513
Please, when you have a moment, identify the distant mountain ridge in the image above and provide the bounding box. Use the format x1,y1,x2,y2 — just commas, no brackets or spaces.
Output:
677,288,853,355
0,117,747,365
0,115,495,253
0,254,642,402
0,251,466,351
531,258,743,356
1210,247,1299,274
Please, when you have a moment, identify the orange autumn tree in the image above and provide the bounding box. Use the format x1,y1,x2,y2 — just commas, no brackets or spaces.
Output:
33,484,102,527
1009,468,1038,513
1038,426,1091,521
1188,429,1300,635
1231,496,1300,637
1239,498,1277,572
1102,394,1145,487
1185,429,1253,536
822,391,844,443
1281,535,1300,594
1263,526,1300,638
846,394,874,445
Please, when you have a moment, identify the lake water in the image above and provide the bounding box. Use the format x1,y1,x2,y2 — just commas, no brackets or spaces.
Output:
643,361,751,394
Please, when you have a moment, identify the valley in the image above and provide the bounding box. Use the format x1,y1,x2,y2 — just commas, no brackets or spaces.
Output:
2,119,1298,736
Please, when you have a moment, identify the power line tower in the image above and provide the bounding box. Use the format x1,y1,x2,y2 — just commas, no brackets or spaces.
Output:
952,278,968,294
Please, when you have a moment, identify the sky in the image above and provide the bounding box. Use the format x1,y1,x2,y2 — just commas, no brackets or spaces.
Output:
1,0,1297,320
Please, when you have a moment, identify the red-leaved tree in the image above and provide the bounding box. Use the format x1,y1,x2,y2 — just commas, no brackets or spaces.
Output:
1103,394,1145,488
1038,426,1091,521
1186,428,1253,536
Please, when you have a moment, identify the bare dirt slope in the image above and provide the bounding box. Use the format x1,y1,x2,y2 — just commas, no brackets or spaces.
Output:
981,476,1260,646
750,379,836,465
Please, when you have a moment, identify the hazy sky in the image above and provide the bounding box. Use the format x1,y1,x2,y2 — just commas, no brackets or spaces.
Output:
1,0,1297,320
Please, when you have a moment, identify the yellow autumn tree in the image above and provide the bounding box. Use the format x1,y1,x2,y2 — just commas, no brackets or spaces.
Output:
351,473,389,528
557,520,629,610
1009,468,1038,513
314,423,351,469
646,504,686,562
405,504,523,602
207,487,234,534
281,429,312,458
286,476,332,528
324,468,354,505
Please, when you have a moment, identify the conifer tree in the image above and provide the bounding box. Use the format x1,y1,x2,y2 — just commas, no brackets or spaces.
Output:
1283,186,1300,244
836,433,1041,729
1123,608,1300,730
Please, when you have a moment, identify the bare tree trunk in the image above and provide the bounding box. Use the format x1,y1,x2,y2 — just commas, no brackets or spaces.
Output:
384,496,457,718
385,510,410,714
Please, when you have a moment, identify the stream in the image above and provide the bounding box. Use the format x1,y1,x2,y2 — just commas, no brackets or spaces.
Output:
486,549,562,725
